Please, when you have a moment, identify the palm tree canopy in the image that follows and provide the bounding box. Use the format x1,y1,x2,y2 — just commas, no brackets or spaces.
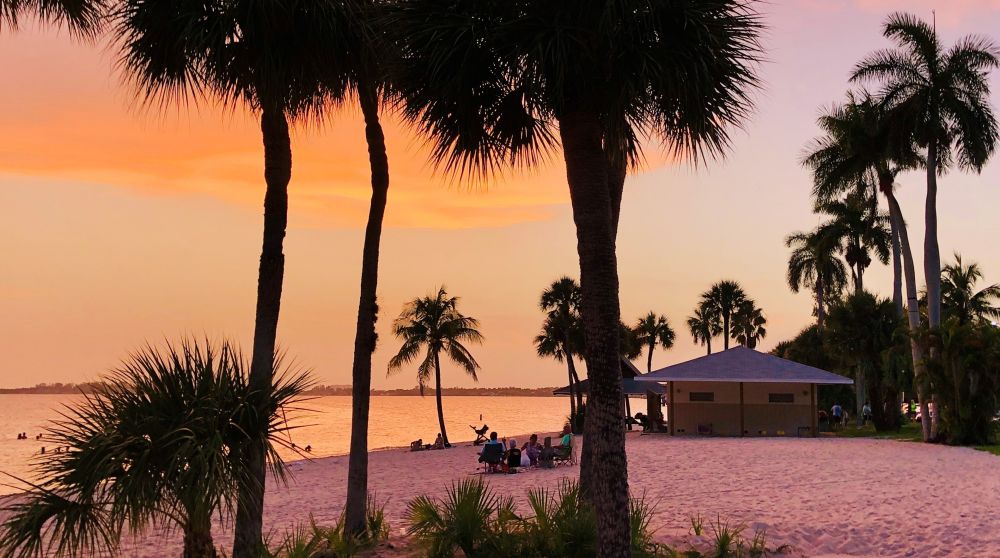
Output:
388,287,484,394
633,312,676,351
534,312,582,363
816,191,892,272
732,299,767,349
687,302,722,348
802,90,921,201
112,0,367,116
701,280,747,319
1,0,104,36
540,277,581,317
384,0,763,179
851,12,999,173
940,253,1000,325
785,228,848,296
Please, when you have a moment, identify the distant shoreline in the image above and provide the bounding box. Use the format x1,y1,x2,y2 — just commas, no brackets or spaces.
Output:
0,384,561,397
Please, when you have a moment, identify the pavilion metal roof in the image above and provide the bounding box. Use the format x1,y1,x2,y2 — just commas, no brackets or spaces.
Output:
552,357,665,396
635,346,853,385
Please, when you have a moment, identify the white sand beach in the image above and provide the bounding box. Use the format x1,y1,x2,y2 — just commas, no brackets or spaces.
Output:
6,432,1000,557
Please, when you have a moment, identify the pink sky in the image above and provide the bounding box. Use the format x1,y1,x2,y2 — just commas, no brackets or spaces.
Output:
2,1,1000,389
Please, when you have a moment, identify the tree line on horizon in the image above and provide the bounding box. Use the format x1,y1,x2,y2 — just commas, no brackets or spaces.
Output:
775,13,1000,446
4,2,999,558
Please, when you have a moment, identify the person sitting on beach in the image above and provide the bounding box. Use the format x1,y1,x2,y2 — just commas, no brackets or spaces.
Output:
409,439,424,451
486,431,502,445
521,434,541,466
559,424,572,447
432,433,444,450
503,439,521,473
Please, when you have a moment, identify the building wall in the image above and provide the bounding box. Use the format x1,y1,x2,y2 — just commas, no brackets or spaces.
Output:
670,381,815,437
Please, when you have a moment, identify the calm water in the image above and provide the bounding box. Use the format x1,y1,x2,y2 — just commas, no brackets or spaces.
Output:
0,394,572,495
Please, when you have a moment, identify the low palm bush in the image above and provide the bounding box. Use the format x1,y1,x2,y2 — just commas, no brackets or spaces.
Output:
406,478,520,558
0,338,311,558
261,497,388,558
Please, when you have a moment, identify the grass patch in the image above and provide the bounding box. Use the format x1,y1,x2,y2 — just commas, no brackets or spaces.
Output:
974,444,1000,456
830,422,922,441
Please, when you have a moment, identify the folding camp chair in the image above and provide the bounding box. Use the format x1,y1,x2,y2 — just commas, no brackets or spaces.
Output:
478,443,504,473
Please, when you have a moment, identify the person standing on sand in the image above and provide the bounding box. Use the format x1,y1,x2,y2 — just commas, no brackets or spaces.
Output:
831,403,843,430
862,402,872,425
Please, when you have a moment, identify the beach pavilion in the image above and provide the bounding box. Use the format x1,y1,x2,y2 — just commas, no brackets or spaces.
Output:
636,346,852,437
553,358,667,429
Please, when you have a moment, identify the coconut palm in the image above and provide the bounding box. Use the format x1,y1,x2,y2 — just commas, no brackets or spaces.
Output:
801,92,932,440
786,228,848,329
385,2,761,551
700,281,748,351
851,12,999,330
731,299,767,349
539,278,584,412
633,312,675,373
0,339,310,558
110,2,361,552
388,287,483,447
940,253,1000,325
687,302,722,355
1,0,103,36
535,312,583,432
816,192,891,294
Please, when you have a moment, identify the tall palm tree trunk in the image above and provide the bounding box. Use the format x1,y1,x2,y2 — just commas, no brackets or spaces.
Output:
856,262,864,293
559,109,630,558
923,140,942,439
883,185,931,442
344,83,390,537
646,344,654,373
433,353,450,446
233,107,291,558
816,274,825,329
722,313,730,350
891,221,903,317
706,335,712,355
566,359,577,431
566,346,584,411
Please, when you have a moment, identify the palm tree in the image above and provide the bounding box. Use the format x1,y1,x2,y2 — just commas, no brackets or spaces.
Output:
633,312,675,373
343,2,397,538
1,0,102,36
801,92,932,441
388,287,483,448
852,12,999,330
940,253,1000,325
535,312,583,432
786,228,848,329
731,299,767,349
539,278,584,413
110,3,361,554
687,302,722,355
386,2,762,552
816,192,891,293
0,339,309,558
700,281,748,350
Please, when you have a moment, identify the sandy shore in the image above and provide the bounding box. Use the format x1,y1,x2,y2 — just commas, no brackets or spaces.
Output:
4,432,999,557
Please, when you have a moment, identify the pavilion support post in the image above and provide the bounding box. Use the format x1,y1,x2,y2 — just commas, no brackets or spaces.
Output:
811,383,817,437
668,381,675,436
624,396,632,431
646,391,660,432
739,382,745,438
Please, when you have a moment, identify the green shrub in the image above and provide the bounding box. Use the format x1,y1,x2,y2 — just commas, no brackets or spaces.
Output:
262,496,389,558
406,478,520,558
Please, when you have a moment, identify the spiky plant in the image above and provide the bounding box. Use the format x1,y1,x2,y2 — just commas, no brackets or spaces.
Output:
0,338,311,558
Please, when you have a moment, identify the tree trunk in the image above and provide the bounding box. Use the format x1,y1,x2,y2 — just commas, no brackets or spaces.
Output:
706,335,712,355
856,262,864,294
646,343,654,373
344,82,391,537
816,274,825,330
855,364,865,428
232,107,291,558
567,346,584,411
924,140,941,329
608,157,626,236
722,312,730,350
882,184,931,442
559,109,630,558
434,352,449,446
184,515,217,558
890,217,903,317
566,359,578,432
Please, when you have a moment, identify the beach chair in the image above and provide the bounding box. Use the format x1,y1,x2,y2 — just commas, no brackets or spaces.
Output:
478,443,504,474
470,424,490,445
539,437,555,469
554,435,575,466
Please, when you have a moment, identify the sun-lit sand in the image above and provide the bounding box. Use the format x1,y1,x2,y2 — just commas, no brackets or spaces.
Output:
6,432,1000,557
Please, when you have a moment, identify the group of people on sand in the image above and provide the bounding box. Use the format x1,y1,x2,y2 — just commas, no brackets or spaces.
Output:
410,433,447,452
15,433,41,440
479,424,573,474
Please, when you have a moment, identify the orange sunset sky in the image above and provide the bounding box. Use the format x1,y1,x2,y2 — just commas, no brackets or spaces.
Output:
3,0,1000,389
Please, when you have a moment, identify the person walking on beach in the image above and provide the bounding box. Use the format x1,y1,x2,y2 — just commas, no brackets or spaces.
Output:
831,403,843,430
862,402,872,426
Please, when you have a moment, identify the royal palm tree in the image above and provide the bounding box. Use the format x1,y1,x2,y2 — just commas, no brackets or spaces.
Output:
535,312,583,431
1,0,102,35
731,299,767,349
816,192,891,293
802,92,932,440
539,278,584,412
386,2,761,552
633,312,675,373
687,302,722,355
111,2,361,553
940,253,1000,325
852,12,999,330
786,228,848,329
0,339,309,558
388,287,483,447
700,281,748,351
